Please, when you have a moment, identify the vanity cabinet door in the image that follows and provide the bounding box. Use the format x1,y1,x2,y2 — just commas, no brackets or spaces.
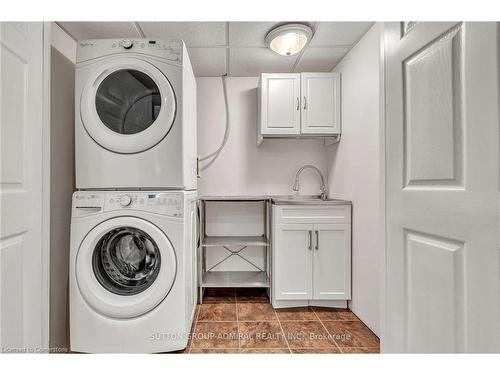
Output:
260,73,301,135
274,223,313,300
312,223,351,300
300,72,341,134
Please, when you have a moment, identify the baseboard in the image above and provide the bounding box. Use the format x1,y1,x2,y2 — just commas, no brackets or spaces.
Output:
272,299,348,309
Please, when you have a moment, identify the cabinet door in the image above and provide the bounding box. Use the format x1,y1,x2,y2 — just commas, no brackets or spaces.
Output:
301,73,341,134
260,74,300,135
274,223,313,300
312,223,351,300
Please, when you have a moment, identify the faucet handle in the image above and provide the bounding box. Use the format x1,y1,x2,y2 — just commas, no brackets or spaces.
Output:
320,185,328,200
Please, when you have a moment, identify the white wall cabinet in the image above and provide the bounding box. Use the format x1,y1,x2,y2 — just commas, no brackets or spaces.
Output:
272,204,351,308
259,74,301,135
259,72,341,142
301,73,341,134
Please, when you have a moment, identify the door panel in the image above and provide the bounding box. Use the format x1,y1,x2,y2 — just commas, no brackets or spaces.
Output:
274,223,312,300
0,22,46,350
384,22,500,352
301,73,340,134
402,26,463,187
404,231,465,352
260,74,300,134
312,223,351,300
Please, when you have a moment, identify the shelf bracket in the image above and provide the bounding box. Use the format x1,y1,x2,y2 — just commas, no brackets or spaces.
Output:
324,134,341,147
206,245,264,273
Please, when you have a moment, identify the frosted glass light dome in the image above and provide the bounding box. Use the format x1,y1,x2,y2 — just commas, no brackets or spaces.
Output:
265,23,313,56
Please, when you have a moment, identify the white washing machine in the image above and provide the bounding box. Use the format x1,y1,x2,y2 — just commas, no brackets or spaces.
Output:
70,190,198,353
75,39,197,190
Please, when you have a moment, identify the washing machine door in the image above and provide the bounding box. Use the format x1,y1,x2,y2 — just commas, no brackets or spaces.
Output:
81,57,176,154
76,217,177,318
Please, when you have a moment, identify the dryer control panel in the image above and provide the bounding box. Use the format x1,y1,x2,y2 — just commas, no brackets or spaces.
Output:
72,191,184,218
76,39,183,64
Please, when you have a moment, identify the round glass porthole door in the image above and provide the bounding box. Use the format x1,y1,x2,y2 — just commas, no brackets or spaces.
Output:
92,226,161,296
95,70,161,136
81,58,176,154
76,217,177,319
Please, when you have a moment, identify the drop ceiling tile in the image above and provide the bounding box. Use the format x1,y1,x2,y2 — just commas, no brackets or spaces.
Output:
56,22,141,40
138,22,227,47
187,48,227,77
310,22,374,46
229,47,297,77
228,22,279,47
295,46,350,72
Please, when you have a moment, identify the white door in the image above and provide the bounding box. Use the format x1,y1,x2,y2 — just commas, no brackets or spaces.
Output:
0,22,48,351
274,223,313,300
301,73,340,134
312,223,351,300
260,73,300,135
384,22,500,352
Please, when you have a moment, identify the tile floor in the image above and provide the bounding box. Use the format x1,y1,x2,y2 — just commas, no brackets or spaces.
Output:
180,288,380,354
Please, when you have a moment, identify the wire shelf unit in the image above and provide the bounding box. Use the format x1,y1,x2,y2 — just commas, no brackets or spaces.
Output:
198,196,271,303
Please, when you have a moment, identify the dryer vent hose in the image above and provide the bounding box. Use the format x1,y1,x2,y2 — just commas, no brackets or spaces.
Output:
198,75,229,172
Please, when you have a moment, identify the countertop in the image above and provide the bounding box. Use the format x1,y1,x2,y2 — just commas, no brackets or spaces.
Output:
198,195,352,205
197,195,270,201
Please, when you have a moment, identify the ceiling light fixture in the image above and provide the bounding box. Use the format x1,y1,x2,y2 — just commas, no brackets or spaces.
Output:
265,23,313,56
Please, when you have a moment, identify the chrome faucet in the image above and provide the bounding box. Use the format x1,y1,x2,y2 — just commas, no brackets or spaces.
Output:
292,165,328,200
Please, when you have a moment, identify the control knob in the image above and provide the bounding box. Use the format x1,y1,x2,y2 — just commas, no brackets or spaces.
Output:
122,39,133,49
119,195,132,207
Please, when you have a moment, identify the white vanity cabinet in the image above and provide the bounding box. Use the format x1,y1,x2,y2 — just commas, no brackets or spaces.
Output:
274,223,314,300
258,72,341,143
311,222,350,300
271,203,351,308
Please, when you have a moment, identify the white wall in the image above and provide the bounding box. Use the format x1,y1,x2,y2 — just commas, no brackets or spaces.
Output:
197,77,328,197
327,24,381,335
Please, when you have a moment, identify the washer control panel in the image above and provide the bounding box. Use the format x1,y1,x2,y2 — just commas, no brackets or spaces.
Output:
73,193,104,208
73,192,184,218
106,192,183,217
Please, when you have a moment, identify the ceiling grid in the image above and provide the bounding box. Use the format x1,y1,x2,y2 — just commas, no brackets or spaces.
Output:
56,21,374,76
291,21,320,72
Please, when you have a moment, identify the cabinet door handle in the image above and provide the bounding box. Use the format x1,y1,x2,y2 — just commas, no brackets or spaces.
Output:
296,97,300,111
303,96,307,110
308,230,312,250
315,230,319,250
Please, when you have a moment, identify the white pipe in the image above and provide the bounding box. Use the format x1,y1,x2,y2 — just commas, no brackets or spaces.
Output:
198,75,230,171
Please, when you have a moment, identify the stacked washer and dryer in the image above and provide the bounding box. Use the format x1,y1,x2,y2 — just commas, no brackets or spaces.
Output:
70,39,198,353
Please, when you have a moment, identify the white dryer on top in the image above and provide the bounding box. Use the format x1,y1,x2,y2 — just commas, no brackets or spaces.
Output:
75,39,197,190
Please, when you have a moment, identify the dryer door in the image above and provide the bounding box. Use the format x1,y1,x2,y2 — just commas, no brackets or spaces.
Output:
76,217,177,318
81,57,176,154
